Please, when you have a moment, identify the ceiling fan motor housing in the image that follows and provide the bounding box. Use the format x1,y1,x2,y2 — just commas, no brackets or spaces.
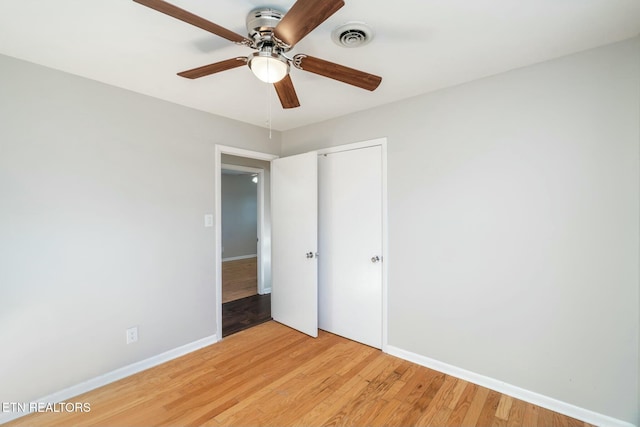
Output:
247,7,285,46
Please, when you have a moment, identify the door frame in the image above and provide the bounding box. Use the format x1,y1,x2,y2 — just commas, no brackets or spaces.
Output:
215,145,278,340
317,137,389,351
221,163,266,295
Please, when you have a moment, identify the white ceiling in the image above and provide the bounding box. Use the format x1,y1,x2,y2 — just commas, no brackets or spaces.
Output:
1,0,639,131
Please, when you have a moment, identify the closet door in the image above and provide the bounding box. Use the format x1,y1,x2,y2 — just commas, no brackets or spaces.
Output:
319,145,383,348
271,152,318,337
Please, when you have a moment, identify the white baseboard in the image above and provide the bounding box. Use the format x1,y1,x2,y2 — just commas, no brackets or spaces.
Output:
385,345,636,427
258,288,272,295
0,334,219,425
222,254,257,262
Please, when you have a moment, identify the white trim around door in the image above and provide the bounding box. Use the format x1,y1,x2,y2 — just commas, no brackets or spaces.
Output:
215,145,278,340
221,163,266,294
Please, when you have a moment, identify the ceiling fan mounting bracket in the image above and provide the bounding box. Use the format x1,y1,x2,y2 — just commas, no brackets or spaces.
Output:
247,7,289,51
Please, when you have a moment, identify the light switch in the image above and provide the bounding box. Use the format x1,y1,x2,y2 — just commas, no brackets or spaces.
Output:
204,214,214,228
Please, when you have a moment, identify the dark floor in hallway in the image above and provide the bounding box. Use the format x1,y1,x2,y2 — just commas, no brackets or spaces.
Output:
222,293,271,337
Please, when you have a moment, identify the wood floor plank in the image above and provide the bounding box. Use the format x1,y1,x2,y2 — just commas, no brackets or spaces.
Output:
446,378,471,410
552,411,571,427
496,394,514,420
398,371,446,425
325,356,407,426
378,400,416,426
429,405,455,427
349,396,391,427
255,358,341,419
366,398,403,426
523,403,541,426
163,333,308,417
506,396,527,427
296,368,373,426
446,382,479,426
475,389,503,427
309,352,396,426
461,385,491,426
393,365,440,405
538,406,558,427
5,322,596,427
568,417,594,427
381,376,408,400
213,331,345,425
273,377,340,427
420,376,460,426
427,379,469,427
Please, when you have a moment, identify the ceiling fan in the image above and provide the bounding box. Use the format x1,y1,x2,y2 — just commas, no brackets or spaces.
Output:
132,0,382,109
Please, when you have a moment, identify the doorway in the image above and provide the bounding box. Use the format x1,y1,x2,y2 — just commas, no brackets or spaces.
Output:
221,164,271,336
215,140,387,347
215,147,278,340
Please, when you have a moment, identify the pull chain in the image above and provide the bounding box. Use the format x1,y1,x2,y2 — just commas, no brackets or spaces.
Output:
268,82,272,139
264,59,272,139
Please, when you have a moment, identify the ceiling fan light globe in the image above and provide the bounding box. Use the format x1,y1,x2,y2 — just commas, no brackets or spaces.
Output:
249,54,289,83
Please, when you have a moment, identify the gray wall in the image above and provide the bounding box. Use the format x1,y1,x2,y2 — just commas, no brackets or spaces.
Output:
0,54,280,406
282,38,640,424
221,173,258,259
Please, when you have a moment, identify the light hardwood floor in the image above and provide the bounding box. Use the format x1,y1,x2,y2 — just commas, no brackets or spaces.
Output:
222,257,257,303
6,322,594,427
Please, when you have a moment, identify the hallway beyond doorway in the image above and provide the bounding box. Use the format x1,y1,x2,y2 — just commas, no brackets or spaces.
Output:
222,256,271,337
222,257,258,303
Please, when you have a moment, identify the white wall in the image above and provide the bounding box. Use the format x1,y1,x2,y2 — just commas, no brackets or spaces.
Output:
282,37,640,425
0,54,280,408
221,174,258,259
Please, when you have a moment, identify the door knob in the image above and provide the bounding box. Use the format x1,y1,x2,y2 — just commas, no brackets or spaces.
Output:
371,255,380,263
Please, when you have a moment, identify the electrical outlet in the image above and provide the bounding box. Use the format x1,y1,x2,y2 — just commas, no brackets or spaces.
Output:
126,326,138,344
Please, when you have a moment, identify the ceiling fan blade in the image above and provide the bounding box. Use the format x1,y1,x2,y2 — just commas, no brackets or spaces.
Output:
274,0,344,48
292,54,382,91
133,0,253,46
178,57,248,79
273,75,301,109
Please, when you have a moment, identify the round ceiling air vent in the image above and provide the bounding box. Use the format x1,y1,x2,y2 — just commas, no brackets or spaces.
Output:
331,22,374,48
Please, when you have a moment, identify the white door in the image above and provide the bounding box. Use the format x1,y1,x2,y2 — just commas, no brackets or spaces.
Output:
271,152,318,337
318,145,383,348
